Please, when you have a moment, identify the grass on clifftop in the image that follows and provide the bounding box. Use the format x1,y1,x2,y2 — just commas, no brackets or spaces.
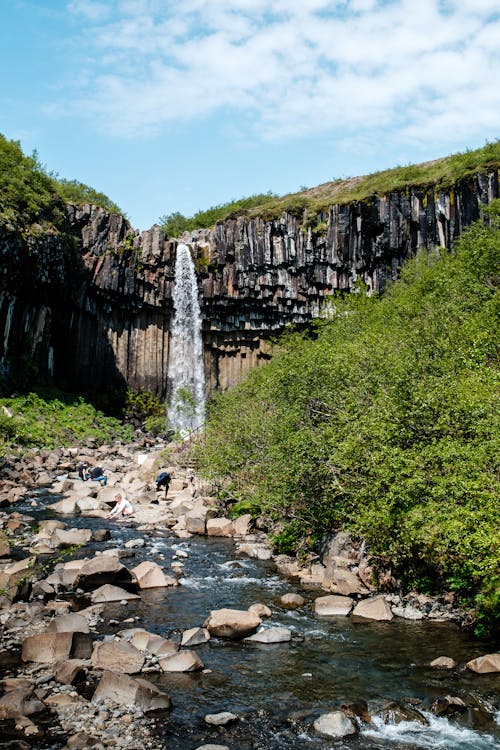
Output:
160,140,500,234
195,201,500,637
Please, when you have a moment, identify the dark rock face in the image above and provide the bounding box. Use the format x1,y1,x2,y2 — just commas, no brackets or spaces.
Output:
0,171,497,400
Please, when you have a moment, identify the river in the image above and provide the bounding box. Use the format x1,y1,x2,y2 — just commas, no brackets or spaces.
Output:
14,488,500,750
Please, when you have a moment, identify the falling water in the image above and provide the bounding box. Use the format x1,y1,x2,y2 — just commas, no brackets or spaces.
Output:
167,243,205,435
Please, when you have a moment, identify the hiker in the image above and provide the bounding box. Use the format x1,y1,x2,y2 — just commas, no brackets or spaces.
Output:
89,465,107,486
186,467,195,496
77,461,90,481
156,471,171,497
107,492,134,518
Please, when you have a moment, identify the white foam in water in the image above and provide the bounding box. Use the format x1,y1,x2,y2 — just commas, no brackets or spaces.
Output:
364,712,499,749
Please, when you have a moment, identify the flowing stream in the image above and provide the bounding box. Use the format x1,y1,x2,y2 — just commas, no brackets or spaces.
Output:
167,243,205,435
16,489,500,750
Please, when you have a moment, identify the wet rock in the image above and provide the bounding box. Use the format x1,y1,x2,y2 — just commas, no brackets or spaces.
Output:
204,711,238,725
352,596,393,621
278,593,305,609
377,700,429,725
248,602,272,618
130,560,178,589
90,584,141,603
75,556,135,591
392,605,424,620
158,649,204,672
430,656,457,669
430,695,468,717
313,710,357,738
92,670,171,711
244,626,292,644
47,498,80,515
181,627,210,647
92,529,110,543
237,542,272,560
204,608,261,638
124,538,145,549
466,653,500,674
206,518,235,537
313,594,353,616
91,640,145,674
341,700,371,723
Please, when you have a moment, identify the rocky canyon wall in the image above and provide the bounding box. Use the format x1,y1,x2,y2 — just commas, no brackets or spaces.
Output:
0,170,497,403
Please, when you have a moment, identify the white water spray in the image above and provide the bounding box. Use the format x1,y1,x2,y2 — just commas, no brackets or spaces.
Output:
167,243,205,435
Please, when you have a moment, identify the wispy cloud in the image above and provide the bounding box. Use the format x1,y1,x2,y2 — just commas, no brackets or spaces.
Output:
63,0,500,148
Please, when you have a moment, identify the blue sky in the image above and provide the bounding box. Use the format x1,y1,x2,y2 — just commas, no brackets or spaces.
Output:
1,0,498,230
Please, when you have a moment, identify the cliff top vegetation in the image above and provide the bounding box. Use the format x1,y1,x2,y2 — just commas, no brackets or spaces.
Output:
161,140,500,235
195,202,500,637
0,134,122,231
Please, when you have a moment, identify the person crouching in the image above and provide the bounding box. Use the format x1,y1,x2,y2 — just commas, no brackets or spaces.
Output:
107,492,134,519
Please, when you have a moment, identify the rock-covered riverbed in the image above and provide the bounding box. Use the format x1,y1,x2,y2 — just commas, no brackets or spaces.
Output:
0,442,499,749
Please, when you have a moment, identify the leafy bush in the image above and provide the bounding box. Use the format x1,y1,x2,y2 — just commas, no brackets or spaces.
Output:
196,204,500,635
159,192,278,236
54,178,122,214
0,390,132,451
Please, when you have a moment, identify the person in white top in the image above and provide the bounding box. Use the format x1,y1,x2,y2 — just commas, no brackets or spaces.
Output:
107,492,134,518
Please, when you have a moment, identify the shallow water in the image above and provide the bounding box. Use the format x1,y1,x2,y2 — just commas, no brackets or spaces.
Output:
16,490,500,749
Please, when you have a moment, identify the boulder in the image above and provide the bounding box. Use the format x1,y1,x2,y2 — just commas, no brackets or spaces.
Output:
466,653,500,674
75,555,135,590
314,711,357,738
204,712,238,725
244,627,292,644
159,650,204,672
90,584,140,603
181,627,210,647
278,593,305,609
430,656,457,669
233,513,253,536
59,558,88,587
0,687,44,716
248,603,272,618
47,498,80,515
22,632,73,663
46,613,90,633
326,566,368,596
206,517,235,537
55,659,89,685
204,608,261,639
313,594,353,616
92,670,171,711
130,561,178,589
54,528,92,547
392,605,424,620
91,640,145,674
352,596,394,621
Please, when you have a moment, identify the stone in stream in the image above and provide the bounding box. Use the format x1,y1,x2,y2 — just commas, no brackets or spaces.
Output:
91,640,145,674
248,602,272,618
244,626,292,644
90,584,140,603
430,656,457,669
181,626,211,647
194,746,230,750
159,650,204,672
466,653,500,674
204,711,238,725
92,670,171,711
46,613,90,633
352,595,393,621
313,710,357,738
47,497,80,515
130,560,178,588
278,593,305,609
204,608,262,638
313,594,353,616
75,555,136,591
206,517,235,537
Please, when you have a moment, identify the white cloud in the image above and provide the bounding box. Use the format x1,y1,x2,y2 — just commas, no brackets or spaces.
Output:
63,0,500,150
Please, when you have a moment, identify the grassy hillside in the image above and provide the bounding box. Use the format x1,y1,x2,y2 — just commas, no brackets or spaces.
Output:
161,140,500,231
195,201,500,636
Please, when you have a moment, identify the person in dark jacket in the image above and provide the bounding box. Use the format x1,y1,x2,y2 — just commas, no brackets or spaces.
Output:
156,471,171,497
90,466,107,486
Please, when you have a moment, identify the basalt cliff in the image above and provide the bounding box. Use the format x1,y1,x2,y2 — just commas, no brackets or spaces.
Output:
0,169,498,405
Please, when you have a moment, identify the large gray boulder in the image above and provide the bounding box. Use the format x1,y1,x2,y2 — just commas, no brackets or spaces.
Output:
130,561,178,589
352,596,393,621
466,653,500,674
244,627,292,644
90,584,140,603
159,650,204,672
75,555,135,590
313,594,354,616
313,711,357,738
204,608,261,639
92,670,171,711
91,640,145,674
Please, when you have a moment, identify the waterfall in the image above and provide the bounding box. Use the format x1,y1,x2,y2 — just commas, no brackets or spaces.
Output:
167,243,205,435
